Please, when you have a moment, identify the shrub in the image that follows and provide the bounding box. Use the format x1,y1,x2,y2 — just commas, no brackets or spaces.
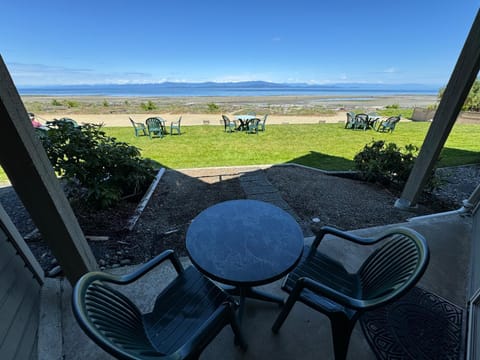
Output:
40,120,158,209
207,102,220,113
354,140,423,190
385,103,399,109
140,100,157,111
51,99,62,106
66,100,79,108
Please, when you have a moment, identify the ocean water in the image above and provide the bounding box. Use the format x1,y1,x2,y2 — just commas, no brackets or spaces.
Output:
17,83,439,97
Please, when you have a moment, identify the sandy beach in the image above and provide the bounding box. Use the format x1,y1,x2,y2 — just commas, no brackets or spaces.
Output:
24,94,438,127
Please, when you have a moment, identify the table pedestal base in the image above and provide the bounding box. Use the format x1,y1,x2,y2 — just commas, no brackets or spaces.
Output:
225,286,284,324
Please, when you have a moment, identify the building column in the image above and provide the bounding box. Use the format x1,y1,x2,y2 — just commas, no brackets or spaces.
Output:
0,56,97,284
395,11,480,210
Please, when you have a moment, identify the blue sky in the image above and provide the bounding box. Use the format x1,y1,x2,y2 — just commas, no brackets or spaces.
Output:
1,0,478,86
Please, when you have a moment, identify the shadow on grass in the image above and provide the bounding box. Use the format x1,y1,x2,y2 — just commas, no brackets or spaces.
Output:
439,147,480,167
285,151,354,171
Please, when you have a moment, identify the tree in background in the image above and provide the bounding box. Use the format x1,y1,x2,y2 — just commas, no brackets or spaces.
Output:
438,79,480,111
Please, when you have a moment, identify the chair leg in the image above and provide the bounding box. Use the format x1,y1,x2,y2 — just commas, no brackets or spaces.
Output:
271,293,297,333
329,314,356,360
228,304,248,351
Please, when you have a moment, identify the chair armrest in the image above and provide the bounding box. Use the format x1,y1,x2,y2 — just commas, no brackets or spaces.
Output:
93,250,184,285
311,225,379,250
294,277,367,310
174,302,242,357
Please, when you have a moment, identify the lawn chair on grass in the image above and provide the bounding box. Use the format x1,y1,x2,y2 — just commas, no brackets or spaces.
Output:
354,113,369,130
170,116,182,135
376,115,401,133
258,114,268,131
246,118,260,134
146,117,165,139
366,112,380,130
345,112,356,129
129,117,147,137
222,115,237,133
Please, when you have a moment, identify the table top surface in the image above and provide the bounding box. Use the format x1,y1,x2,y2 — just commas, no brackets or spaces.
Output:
186,199,304,286
236,115,257,121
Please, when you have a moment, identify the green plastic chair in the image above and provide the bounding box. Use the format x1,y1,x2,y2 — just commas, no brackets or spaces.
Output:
246,118,260,134
354,113,369,130
376,115,401,133
72,250,247,360
170,116,182,135
345,112,356,129
145,117,164,139
222,115,237,133
129,117,147,137
272,226,429,360
366,112,380,130
257,114,268,132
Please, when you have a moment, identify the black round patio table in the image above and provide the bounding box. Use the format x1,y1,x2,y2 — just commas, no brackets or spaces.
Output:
186,199,304,322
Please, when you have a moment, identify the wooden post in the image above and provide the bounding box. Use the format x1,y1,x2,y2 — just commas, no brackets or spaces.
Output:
396,10,480,209
0,55,97,284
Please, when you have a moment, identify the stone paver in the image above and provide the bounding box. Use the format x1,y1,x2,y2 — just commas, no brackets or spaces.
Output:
238,168,301,221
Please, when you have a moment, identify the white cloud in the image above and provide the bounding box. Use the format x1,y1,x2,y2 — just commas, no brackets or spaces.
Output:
7,62,155,86
383,67,398,73
212,73,275,83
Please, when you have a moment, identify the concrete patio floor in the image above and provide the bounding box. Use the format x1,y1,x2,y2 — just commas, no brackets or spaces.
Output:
38,211,472,359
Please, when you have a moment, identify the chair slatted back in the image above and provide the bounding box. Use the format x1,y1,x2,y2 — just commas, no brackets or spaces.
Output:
345,112,356,128
261,114,268,129
354,113,369,129
358,232,428,301
222,114,235,132
74,278,161,358
146,117,162,130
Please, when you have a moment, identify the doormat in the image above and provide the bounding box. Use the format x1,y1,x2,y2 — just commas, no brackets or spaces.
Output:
360,286,465,360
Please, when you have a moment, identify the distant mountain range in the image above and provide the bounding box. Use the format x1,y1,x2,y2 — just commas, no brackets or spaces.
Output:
18,81,441,96
132,81,439,89
20,80,440,90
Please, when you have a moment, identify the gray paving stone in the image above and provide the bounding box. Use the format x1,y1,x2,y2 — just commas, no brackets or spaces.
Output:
239,169,301,223
243,184,279,196
239,173,267,182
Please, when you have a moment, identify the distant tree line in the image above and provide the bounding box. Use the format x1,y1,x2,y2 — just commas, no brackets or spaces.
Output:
438,79,480,111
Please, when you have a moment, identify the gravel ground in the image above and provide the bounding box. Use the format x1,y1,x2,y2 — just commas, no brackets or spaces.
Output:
0,164,477,275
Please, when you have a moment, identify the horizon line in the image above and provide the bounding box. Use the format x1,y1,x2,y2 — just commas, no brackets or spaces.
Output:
17,80,443,89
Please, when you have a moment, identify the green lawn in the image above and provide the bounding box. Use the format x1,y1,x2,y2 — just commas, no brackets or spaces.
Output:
106,122,480,170
2,122,480,182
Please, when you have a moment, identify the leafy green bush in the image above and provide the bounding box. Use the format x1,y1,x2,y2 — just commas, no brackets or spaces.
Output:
40,120,158,208
207,102,220,113
51,99,63,106
140,100,157,111
385,103,399,109
354,140,420,190
66,100,79,108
